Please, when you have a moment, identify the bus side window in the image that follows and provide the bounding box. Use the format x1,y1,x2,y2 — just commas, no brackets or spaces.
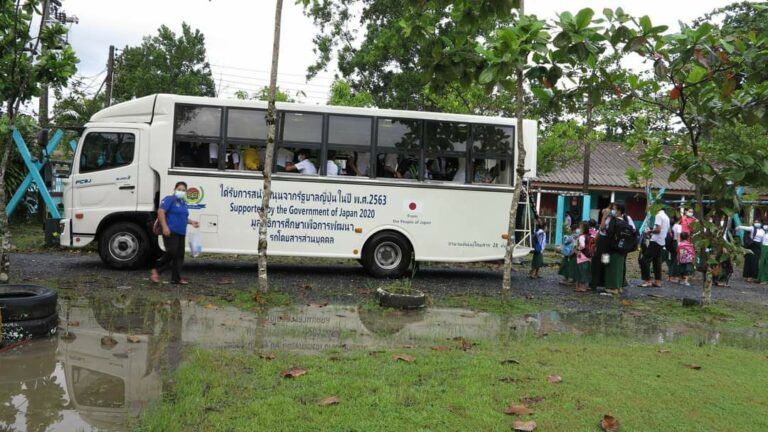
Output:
376,118,421,180
327,115,372,177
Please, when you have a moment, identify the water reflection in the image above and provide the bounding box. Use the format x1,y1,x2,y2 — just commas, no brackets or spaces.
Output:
1,294,766,431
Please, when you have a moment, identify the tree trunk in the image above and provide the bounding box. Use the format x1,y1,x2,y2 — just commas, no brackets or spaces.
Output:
502,69,527,291
257,0,284,293
695,185,712,305
0,104,16,284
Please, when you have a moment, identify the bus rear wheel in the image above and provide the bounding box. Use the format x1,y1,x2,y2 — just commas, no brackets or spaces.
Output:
362,232,413,278
99,222,150,270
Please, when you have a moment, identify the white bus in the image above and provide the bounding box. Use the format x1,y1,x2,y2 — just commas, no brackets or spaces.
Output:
59,94,538,278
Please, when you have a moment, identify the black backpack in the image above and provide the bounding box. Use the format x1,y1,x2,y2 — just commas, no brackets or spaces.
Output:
664,231,677,255
611,219,640,254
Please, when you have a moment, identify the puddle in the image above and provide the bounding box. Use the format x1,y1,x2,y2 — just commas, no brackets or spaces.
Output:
1,295,766,431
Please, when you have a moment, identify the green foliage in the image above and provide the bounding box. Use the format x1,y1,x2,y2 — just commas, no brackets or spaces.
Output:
235,86,295,102
52,79,105,127
536,121,583,175
112,23,216,102
327,79,374,107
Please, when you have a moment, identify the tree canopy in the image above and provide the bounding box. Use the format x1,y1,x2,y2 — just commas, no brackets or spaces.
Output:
112,22,216,102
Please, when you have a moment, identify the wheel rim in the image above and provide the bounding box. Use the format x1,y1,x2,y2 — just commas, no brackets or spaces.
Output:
109,232,139,262
374,241,402,270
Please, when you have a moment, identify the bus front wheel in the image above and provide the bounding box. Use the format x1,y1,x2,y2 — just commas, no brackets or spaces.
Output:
99,222,151,270
362,232,413,278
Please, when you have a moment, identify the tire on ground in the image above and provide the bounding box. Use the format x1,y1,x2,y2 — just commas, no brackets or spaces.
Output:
1,312,59,343
361,231,413,278
0,285,58,322
99,221,151,269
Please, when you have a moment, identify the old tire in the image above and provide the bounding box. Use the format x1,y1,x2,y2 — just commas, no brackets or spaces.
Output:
1,312,59,343
99,221,151,269
0,285,58,322
376,287,426,309
362,231,413,278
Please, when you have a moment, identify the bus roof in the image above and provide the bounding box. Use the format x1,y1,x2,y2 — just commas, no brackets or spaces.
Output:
89,94,532,127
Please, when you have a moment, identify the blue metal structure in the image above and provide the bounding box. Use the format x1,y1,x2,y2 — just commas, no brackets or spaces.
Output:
7,128,64,219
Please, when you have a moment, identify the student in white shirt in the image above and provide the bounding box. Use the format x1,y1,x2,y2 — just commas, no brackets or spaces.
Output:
285,149,317,175
639,207,670,287
737,221,765,283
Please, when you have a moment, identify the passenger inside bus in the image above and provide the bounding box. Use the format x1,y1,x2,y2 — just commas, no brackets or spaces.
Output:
284,148,317,175
376,153,418,179
242,146,262,171
426,157,462,181
275,147,294,172
174,141,215,169
326,150,340,176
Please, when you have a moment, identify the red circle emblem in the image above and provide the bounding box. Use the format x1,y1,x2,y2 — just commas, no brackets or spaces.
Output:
409,202,417,210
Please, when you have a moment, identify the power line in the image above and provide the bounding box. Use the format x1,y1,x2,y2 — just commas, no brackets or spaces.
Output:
210,63,337,80
212,71,333,89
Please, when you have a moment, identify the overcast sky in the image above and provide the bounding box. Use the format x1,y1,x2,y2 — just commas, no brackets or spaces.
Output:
60,0,740,106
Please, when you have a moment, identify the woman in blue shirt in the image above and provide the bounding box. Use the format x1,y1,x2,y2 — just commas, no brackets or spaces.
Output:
151,182,199,284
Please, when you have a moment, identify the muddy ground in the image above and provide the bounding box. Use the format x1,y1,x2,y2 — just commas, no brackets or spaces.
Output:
11,251,768,307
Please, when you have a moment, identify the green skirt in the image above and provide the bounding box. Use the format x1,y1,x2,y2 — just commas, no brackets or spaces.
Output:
575,261,591,284
604,253,626,289
531,252,545,269
758,245,768,282
678,263,694,276
559,256,576,280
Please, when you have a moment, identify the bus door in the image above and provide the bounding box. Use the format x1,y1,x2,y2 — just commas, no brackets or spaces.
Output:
70,129,140,234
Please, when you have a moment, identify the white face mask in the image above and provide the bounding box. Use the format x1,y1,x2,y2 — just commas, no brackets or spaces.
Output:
574,229,582,235
686,212,694,217
174,190,187,200
610,210,617,216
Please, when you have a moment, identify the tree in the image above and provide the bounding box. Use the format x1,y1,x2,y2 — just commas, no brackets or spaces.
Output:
607,6,768,304
257,0,285,293
52,79,105,127
1,0,78,282
327,79,374,107
536,120,586,175
112,23,215,102
234,86,295,102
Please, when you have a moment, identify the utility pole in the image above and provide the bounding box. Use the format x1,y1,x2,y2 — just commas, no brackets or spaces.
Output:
38,0,51,128
105,45,115,107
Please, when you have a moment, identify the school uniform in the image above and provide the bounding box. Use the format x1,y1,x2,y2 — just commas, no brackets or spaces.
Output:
739,226,764,280
604,217,627,289
531,229,546,270
759,232,768,283
575,234,591,284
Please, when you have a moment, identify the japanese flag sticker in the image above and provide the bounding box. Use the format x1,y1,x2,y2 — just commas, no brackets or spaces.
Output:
404,200,423,213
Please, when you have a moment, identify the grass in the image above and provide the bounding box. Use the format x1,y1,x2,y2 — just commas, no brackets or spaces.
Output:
9,221,49,252
136,333,768,432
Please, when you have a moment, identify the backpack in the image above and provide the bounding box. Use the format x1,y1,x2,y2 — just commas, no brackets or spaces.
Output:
561,235,574,256
664,231,677,255
584,232,597,258
678,242,695,264
532,229,545,254
610,219,639,254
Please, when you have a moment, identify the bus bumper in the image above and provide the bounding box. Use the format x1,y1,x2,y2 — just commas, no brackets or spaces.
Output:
59,219,72,247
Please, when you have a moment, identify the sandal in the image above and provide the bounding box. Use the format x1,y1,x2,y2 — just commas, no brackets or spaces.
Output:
638,282,654,288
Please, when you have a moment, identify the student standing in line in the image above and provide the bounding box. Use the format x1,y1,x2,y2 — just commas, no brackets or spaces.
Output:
558,226,577,286
667,215,682,283
758,221,768,285
151,182,200,285
737,220,764,283
676,232,696,286
604,204,629,294
590,208,612,290
574,221,591,292
639,207,670,287
529,223,547,279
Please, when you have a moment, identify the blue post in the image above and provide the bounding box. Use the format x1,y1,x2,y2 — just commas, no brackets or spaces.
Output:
7,130,65,217
9,128,62,219
555,195,565,246
69,139,77,152
581,194,591,222
735,187,745,240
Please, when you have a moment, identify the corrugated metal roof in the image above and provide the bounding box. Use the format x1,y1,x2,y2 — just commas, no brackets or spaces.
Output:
532,141,694,192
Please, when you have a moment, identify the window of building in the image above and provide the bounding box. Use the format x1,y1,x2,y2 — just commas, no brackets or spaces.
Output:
79,132,135,173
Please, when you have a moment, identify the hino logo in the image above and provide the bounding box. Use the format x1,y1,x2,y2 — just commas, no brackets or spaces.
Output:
75,179,92,185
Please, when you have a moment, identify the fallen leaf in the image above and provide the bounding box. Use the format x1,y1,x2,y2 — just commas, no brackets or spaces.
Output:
280,367,308,378
127,335,141,343
392,353,415,362
620,300,632,306
204,303,219,310
657,349,671,354
512,420,537,431
100,336,118,347
600,414,621,432
504,404,534,416
548,375,562,384
431,346,451,351
684,363,702,370
520,396,545,405
501,359,521,365
318,395,340,406
67,320,80,327
259,352,276,360
216,278,234,285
